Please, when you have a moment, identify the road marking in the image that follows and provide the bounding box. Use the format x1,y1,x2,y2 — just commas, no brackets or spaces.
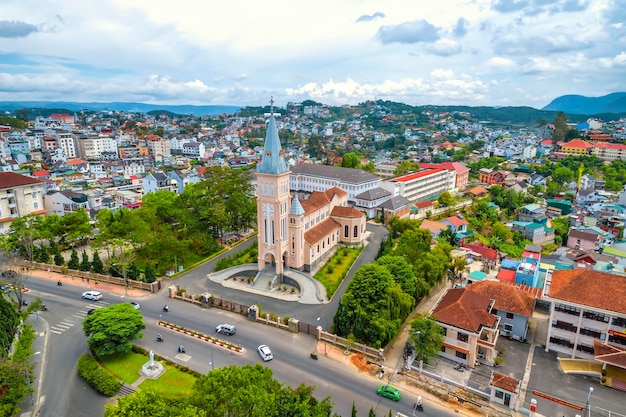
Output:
53,324,71,330
175,353,191,362
60,321,74,326
72,314,85,319
50,330,63,334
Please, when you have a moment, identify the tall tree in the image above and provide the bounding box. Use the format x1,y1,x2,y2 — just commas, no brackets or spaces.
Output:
82,303,145,356
408,314,445,363
68,249,79,270
552,112,568,142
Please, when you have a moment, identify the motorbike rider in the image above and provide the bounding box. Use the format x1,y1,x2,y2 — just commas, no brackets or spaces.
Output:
57,280,62,286
163,305,169,312
157,334,163,341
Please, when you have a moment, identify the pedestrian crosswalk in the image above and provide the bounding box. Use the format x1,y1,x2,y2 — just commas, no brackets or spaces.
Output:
50,302,109,335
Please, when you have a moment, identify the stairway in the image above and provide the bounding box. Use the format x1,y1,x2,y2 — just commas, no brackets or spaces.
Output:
117,383,138,397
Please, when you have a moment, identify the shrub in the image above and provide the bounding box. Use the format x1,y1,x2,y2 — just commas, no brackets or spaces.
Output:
326,266,334,274
283,316,290,324
177,288,187,296
493,356,504,367
77,354,120,397
270,313,279,321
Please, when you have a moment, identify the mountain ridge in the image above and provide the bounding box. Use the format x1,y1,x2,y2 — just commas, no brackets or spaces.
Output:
542,92,626,115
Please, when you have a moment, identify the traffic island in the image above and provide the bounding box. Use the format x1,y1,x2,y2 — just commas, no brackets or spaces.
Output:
158,320,245,353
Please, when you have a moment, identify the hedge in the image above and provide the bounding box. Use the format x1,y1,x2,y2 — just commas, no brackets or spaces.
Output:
77,354,120,397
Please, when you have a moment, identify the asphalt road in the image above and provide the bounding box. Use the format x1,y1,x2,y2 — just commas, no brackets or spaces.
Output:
26,275,458,417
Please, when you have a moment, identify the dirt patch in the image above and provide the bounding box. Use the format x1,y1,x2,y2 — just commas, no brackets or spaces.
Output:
350,353,372,373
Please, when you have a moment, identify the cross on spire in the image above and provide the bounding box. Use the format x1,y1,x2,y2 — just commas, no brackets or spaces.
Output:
270,96,274,113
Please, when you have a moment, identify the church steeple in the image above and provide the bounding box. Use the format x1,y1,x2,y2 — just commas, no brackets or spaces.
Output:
257,97,288,175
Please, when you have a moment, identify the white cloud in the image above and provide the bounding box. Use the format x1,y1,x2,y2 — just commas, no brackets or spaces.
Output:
0,0,623,108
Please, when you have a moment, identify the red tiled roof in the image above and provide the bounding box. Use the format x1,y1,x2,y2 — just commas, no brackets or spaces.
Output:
549,270,626,315
432,288,498,333
490,372,520,393
497,269,516,283
414,201,433,209
300,191,331,214
0,172,45,189
324,187,347,201
444,215,468,227
561,139,593,149
304,218,340,244
593,340,626,368
462,242,499,262
466,280,535,317
420,219,448,233
331,206,364,219
466,186,488,196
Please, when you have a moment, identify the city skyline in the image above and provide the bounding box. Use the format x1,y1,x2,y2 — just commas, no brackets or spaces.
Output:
0,0,624,109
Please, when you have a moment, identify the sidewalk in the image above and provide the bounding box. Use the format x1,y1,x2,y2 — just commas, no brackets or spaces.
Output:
18,311,49,417
25,268,147,298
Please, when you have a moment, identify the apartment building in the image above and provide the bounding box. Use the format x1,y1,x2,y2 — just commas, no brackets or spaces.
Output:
0,172,46,233
543,269,626,361
381,168,454,203
145,135,171,162
76,135,118,160
44,190,89,216
592,142,626,162
53,130,77,158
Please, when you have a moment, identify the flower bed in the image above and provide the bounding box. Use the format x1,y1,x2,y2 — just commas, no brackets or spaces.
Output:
158,320,244,353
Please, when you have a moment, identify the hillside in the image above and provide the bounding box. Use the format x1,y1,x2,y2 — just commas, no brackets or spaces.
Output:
0,101,241,117
542,92,626,115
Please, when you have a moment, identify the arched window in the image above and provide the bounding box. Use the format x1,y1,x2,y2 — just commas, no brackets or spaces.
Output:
344,225,349,238
353,225,358,238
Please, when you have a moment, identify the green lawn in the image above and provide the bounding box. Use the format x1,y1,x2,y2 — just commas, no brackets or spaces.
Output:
100,351,198,395
139,367,197,395
314,247,362,298
100,352,146,384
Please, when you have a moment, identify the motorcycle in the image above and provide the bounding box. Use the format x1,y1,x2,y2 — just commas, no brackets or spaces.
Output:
310,352,318,360
156,334,164,342
163,305,169,312
454,363,465,372
57,281,63,286
378,370,385,379
178,345,185,353
41,304,48,311
413,396,424,412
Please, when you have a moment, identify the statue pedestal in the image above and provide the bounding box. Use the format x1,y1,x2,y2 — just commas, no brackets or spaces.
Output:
141,360,165,379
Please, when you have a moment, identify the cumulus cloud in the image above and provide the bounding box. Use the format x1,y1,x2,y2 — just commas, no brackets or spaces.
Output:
356,12,385,23
492,0,591,16
453,18,469,38
425,39,463,56
376,19,440,44
0,20,39,38
493,34,593,56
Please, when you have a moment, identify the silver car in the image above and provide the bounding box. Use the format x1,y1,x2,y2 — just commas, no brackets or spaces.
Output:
257,344,273,361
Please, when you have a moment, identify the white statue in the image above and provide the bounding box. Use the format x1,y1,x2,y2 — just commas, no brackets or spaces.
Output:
149,350,154,366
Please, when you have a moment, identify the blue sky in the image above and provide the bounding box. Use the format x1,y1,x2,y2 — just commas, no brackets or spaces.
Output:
0,0,624,108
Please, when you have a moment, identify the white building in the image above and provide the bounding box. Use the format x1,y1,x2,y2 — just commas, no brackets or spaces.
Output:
0,172,46,234
76,135,118,160
53,130,77,159
381,168,455,203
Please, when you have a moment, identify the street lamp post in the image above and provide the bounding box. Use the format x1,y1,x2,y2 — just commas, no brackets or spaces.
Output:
586,387,593,417
317,317,326,354
209,343,214,371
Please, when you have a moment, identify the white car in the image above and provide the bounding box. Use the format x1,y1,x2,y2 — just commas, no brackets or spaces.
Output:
216,323,236,335
257,344,273,361
129,302,140,310
82,291,102,301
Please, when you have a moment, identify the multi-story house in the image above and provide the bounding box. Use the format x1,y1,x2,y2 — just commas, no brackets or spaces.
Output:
567,228,609,251
381,168,454,203
145,135,171,163
181,142,205,159
517,204,546,223
543,269,626,389
558,139,593,156
465,280,535,341
478,168,509,186
511,221,555,246
142,171,174,194
121,157,146,177
76,135,117,160
44,190,89,216
53,130,77,159
515,245,542,288
169,170,202,194
353,187,392,219
431,287,500,368
0,172,46,234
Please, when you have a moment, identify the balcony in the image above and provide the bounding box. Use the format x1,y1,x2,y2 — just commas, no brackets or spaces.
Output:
552,321,577,333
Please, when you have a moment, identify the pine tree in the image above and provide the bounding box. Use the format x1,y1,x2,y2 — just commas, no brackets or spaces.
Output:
91,251,104,274
38,245,50,263
54,252,64,266
68,249,79,270
144,265,156,283
351,401,357,417
79,251,91,271
368,407,377,417
127,263,140,281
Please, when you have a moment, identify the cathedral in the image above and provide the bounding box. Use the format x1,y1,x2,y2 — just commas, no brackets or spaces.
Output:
256,109,366,276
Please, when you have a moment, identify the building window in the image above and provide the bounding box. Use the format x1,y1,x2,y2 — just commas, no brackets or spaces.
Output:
455,351,467,359
457,333,468,343
506,312,514,319
495,390,504,399
492,308,498,315
344,225,349,238
353,225,358,238
504,324,513,332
